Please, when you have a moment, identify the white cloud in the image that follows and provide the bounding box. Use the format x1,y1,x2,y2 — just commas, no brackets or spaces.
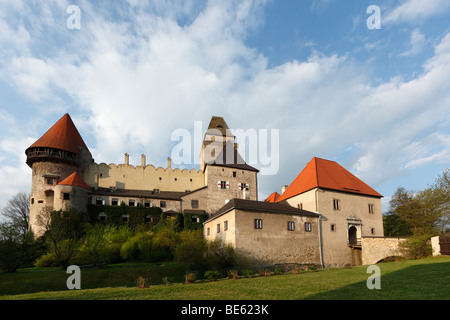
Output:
400,28,426,56
385,0,450,25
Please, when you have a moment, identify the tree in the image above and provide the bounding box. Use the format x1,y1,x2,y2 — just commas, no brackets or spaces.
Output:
0,192,37,272
1,192,30,235
44,208,84,269
383,210,412,237
0,222,34,272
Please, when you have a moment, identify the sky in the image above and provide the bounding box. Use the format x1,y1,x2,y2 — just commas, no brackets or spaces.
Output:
0,0,449,214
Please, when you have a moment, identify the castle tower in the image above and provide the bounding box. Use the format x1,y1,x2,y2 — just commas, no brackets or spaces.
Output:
200,116,237,171
25,113,92,236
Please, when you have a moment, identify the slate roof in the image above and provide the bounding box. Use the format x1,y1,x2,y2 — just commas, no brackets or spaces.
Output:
205,198,319,223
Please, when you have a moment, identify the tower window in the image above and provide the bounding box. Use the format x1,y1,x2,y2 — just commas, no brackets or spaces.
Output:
233,171,236,177
191,200,199,208
63,193,70,200
331,224,336,231
46,178,55,185
369,204,375,214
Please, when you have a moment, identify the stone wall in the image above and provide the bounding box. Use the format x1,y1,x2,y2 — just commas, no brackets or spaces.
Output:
361,236,406,265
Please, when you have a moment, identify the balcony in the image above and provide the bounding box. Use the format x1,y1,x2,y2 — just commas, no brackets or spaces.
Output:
348,237,361,247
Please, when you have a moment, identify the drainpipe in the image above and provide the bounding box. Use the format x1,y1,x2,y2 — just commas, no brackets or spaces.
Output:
318,213,325,269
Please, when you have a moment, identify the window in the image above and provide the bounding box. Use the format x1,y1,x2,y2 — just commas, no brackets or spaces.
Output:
111,198,119,206
160,201,166,208
238,183,249,191
224,221,228,231
121,215,129,222
254,219,263,229
305,222,312,232
144,200,151,208
128,199,135,207
191,200,199,208
98,213,107,222
369,204,375,214
96,197,103,205
288,221,295,231
233,171,236,178
218,181,228,189
63,193,70,200
46,178,55,185
191,215,199,223
217,224,220,233
371,228,375,235
145,215,152,223
207,227,210,236
31,198,34,205
331,224,336,232
333,199,341,211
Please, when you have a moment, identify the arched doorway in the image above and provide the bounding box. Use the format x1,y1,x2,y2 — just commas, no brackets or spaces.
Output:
348,226,358,245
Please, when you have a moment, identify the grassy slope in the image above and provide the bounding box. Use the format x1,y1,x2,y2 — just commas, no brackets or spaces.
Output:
0,256,449,300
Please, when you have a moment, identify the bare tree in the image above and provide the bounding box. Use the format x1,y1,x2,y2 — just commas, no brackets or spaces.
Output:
1,192,30,235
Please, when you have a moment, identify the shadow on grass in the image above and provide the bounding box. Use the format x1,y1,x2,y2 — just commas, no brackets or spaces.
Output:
304,261,450,300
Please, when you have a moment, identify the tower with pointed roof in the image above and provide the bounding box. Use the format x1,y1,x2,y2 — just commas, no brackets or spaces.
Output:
26,113,93,236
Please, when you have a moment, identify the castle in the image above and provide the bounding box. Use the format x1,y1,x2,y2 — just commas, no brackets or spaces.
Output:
26,113,392,267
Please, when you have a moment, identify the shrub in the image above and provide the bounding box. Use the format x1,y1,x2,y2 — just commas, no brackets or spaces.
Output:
185,272,197,284
227,269,239,279
205,240,236,273
259,268,271,277
162,276,174,286
174,230,207,270
400,234,433,259
136,276,150,288
204,270,221,281
241,269,254,278
34,252,56,268
274,267,284,275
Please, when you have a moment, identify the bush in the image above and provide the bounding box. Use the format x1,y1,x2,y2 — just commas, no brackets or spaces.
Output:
227,269,239,279
205,240,236,273
204,270,221,281
241,269,254,278
34,252,56,267
400,234,433,259
185,272,197,284
174,230,206,270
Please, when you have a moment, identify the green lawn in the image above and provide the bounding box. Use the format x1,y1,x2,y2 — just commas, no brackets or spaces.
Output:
0,256,449,300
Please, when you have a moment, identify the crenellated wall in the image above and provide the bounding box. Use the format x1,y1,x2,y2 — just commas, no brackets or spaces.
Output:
83,159,205,193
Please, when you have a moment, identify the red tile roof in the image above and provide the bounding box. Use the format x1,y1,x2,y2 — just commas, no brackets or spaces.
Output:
57,172,91,191
27,113,89,154
265,192,280,203
276,157,382,202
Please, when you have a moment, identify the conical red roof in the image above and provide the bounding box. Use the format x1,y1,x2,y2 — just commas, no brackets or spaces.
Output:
276,157,382,202
27,114,88,154
57,172,91,191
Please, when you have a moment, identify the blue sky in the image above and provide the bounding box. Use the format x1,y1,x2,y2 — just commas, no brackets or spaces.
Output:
0,0,449,214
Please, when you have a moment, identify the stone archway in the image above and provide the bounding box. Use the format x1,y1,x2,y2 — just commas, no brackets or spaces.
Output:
348,226,358,246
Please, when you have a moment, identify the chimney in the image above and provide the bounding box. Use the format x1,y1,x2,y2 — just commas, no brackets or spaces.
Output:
282,185,288,194
125,153,129,166
167,157,172,169
141,154,146,167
